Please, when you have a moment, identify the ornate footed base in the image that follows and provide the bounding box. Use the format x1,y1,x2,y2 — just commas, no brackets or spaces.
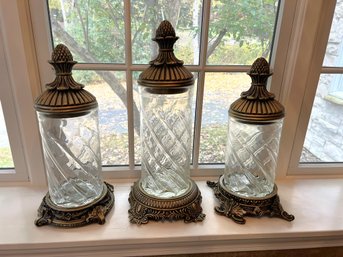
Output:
207,176,294,224
35,182,114,228
128,180,205,224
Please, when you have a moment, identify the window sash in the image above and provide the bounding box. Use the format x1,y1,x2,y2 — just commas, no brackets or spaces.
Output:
282,0,343,176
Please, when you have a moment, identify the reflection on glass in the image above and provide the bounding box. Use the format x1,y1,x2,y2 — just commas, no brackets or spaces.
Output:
301,74,343,162
140,87,194,198
131,0,202,65
322,0,343,67
48,0,125,63
207,0,279,65
73,71,129,165
0,101,14,169
199,73,251,164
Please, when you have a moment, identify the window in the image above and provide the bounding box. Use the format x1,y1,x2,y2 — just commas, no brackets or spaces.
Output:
300,0,343,163
282,0,343,175
33,0,281,171
1,0,340,184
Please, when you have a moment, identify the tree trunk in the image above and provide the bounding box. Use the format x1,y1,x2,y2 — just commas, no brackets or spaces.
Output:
51,19,141,135
207,29,227,61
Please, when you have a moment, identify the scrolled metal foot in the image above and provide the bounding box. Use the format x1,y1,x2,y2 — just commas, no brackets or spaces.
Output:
270,195,295,221
208,176,294,224
34,181,114,228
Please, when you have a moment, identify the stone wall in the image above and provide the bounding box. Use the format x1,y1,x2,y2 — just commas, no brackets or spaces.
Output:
302,0,343,162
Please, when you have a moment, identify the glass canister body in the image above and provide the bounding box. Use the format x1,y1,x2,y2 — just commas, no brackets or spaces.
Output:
139,87,193,198
37,108,103,208
223,117,283,198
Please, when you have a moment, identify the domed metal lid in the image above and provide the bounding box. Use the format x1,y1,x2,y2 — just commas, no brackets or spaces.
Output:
35,44,97,117
138,20,194,94
229,57,285,123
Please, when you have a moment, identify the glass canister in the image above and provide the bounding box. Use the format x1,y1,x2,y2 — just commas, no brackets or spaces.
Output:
138,21,194,199
35,44,103,208
223,57,285,198
139,86,193,198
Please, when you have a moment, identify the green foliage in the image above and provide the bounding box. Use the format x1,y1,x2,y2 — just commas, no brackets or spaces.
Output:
49,0,125,63
209,0,278,57
0,147,14,168
208,43,263,65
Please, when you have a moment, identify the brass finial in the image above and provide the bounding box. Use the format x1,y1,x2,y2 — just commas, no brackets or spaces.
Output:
34,44,97,117
45,44,83,90
155,20,176,38
138,20,193,93
51,44,73,62
229,57,284,123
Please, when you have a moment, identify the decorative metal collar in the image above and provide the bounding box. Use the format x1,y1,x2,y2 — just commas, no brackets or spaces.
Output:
229,57,285,123
35,44,97,117
138,20,194,94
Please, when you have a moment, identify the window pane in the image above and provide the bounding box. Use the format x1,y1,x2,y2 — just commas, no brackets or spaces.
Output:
0,101,14,169
132,71,141,165
73,70,129,166
322,0,343,67
48,0,125,63
199,73,251,164
301,74,343,163
207,0,279,65
133,71,198,165
131,0,202,65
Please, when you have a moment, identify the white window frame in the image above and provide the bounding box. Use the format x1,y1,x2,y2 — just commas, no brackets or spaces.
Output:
277,0,343,177
0,0,45,184
1,0,342,185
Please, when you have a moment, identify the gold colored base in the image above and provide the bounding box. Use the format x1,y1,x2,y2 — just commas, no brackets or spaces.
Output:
128,180,205,224
35,182,114,228
207,176,294,224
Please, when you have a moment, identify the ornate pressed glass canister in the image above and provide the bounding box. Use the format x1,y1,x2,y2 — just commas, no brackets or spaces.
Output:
34,44,114,227
208,57,294,224
128,20,205,224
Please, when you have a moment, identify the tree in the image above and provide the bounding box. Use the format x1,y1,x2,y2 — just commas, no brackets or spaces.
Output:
209,0,278,58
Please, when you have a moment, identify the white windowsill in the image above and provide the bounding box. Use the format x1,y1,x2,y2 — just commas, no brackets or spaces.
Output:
0,178,342,257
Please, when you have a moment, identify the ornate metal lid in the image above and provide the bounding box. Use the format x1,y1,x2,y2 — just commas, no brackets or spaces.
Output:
35,44,97,117
138,20,194,94
229,57,285,123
